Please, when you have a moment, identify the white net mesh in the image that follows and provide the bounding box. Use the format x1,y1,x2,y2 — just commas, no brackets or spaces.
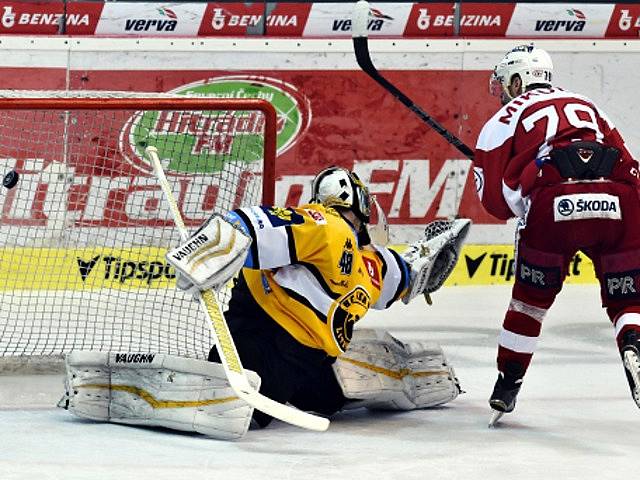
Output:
0,91,275,360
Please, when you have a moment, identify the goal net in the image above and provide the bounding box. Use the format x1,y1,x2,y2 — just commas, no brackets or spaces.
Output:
0,91,276,361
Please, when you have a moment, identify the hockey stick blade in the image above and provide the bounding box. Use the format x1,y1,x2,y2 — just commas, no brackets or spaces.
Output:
146,147,329,433
351,1,474,160
200,289,329,432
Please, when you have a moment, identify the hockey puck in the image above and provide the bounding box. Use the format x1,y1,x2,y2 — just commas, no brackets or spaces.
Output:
2,170,19,189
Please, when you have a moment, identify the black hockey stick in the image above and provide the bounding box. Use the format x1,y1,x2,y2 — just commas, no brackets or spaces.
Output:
351,0,474,160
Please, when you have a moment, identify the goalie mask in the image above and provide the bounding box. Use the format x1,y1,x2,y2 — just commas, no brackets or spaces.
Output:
490,44,553,102
311,167,371,224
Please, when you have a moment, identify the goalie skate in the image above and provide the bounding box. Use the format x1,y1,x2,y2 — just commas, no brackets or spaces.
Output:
621,330,640,409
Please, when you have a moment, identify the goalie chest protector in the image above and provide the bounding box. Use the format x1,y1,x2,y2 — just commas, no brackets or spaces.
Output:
237,203,387,357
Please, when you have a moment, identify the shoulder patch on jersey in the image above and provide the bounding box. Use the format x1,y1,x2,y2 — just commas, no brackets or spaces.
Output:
362,256,381,289
303,208,327,225
261,206,305,227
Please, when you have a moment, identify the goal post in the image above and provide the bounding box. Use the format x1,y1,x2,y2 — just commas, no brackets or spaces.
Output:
0,91,277,363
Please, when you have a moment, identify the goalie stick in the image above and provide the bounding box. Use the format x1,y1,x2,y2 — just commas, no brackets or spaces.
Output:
352,0,474,160
145,146,330,433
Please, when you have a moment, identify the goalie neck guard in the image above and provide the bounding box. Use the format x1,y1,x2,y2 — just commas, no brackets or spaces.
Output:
310,166,371,224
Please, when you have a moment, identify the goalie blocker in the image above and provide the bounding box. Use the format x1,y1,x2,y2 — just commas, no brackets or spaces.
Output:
166,213,252,294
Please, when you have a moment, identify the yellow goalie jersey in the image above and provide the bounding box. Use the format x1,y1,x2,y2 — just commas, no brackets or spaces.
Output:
226,203,410,357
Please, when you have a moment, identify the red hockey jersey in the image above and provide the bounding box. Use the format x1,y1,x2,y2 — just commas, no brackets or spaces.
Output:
473,87,638,220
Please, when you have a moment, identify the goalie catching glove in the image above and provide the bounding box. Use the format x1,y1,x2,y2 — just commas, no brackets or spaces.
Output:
401,218,471,304
166,213,252,293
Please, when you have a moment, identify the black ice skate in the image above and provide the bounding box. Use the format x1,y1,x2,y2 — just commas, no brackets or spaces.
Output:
488,362,523,427
621,330,640,409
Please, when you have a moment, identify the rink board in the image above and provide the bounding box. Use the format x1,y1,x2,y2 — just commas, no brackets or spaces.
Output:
0,244,598,290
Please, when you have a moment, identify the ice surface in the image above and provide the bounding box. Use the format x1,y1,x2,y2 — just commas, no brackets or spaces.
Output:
1,285,637,480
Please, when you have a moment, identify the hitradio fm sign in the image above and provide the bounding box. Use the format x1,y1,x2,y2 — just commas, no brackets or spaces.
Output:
120,75,311,176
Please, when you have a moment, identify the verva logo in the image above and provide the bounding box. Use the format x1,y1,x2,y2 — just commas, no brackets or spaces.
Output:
0,2,101,34
119,76,312,176
303,3,413,37
331,7,395,32
606,5,640,37
535,8,587,33
506,4,614,37
124,7,178,32
405,3,513,37
199,3,310,36
95,3,206,36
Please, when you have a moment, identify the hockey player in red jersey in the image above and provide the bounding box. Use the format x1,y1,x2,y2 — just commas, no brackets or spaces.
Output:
473,45,640,425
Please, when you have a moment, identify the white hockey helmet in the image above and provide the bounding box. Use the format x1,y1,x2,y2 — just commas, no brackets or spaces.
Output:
310,166,371,224
490,44,553,100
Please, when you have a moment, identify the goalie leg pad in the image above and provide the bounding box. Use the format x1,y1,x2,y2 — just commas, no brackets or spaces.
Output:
58,352,260,441
333,329,460,411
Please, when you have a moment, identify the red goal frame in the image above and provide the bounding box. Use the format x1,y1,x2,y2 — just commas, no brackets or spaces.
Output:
0,96,277,204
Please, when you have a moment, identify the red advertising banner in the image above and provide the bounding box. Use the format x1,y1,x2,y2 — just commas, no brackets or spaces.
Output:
405,3,456,37
0,2,639,38
199,3,311,36
404,3,514,37
0,1,102,35
0,68,497,228
459,3,515,37
606,4,640,37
